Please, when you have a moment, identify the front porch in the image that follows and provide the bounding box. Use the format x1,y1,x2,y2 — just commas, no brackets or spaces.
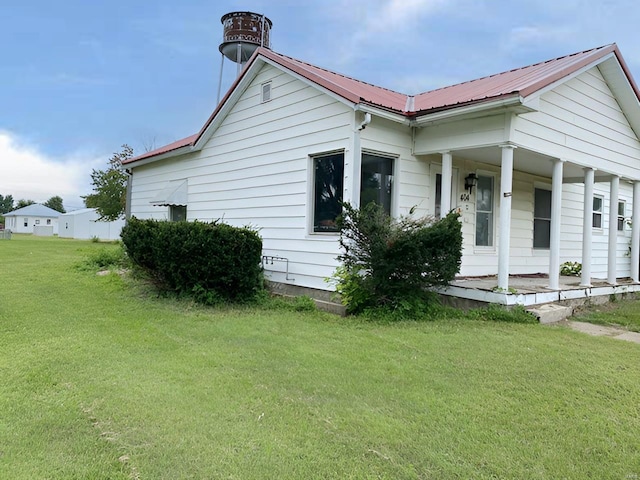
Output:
439,273,640,307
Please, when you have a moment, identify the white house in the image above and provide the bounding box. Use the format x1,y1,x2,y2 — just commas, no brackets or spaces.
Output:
58,208,125,241
3,204,60,235
123,44,640,305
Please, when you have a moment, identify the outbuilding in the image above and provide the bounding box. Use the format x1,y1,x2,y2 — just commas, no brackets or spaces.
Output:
3,204,60,235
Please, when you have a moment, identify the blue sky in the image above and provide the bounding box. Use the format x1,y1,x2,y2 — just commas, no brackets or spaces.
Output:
1,0,639,210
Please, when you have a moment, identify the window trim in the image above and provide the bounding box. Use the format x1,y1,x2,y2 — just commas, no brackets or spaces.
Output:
592,194,604,230
261,81,272,103
533,185,552,250
474,172,496,250
309,150,345,235
169,205,187,222
617,200,626,232
360,150,396,218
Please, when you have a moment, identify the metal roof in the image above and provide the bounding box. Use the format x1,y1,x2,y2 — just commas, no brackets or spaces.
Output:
124,43,639,165
4,204,61,217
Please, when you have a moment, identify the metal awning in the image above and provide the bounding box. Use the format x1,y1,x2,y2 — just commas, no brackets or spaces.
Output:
150,179,187,206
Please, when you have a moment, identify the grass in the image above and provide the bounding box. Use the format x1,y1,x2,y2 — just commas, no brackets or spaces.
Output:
572,295,640,332
1,234,640,479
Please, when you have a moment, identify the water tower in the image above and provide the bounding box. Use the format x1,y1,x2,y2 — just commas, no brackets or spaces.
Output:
216,11,272,102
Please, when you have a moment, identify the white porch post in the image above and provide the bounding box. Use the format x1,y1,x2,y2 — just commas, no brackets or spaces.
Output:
440,151,453,215
498,145,515,290
632,181,640,282
548,159,564,290
607,175,620,285
581,168,595,287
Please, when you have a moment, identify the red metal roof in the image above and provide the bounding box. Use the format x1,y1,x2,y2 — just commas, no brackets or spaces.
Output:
125,43,637,164
413,44,621,113
124,133,198,164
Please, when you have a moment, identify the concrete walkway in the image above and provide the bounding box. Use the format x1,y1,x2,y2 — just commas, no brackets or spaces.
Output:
564,321,640,344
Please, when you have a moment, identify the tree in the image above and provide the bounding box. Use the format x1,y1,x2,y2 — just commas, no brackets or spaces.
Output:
16,199,35,209
0,194,14,214
44,195,66,213
83,144,133,221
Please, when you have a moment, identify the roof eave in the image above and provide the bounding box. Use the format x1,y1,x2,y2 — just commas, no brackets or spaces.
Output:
355,103,411,124
124,145,194,168
412,94,524,125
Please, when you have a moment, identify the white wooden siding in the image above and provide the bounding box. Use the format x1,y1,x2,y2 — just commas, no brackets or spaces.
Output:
129,63,353,290
413,114,507,154
513,67,640,179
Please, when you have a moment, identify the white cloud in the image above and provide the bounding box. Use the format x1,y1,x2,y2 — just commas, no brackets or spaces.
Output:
333,0,455,65
0,131,105,210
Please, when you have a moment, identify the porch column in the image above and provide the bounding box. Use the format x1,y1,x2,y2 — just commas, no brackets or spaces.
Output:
498,144,515,290
607,175,620,285
581,167,595,287
548,159,564,290
440,151,453,215
631,181,640,282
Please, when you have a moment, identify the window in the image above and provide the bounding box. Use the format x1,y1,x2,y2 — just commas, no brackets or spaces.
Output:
593,195,603,229
360,153,394,215
35,219,40,225
313,152,344,232
46,219,51,225
170,205,187,222
533,188,552,249
435,173,442,219
618,201,626,231
261,82,271,103
23,218,28,227
475,175,494,247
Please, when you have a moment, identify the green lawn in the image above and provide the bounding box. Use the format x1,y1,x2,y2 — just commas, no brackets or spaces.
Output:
572,297,640,332
1,234,640,479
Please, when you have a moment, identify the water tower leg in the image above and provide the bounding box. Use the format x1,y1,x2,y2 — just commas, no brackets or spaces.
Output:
237,43,242,76
216,53,225,105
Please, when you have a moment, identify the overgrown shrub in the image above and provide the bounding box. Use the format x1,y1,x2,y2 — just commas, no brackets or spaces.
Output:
332,202,463,315
121,217,263,302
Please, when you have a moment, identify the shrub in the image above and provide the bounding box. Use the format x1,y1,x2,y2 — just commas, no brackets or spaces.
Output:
560,261,582,276
332,202,463,315
121,217,263,302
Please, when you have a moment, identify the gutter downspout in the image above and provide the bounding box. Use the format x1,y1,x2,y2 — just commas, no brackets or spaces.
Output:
125,169,132,221
351,112,372,207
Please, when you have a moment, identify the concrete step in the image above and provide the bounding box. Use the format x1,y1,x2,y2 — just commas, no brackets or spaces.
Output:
527,303,573,324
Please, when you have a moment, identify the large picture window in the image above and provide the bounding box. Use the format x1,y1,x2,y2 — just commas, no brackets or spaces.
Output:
533,188,552,249
313,152,344,233
360,153,394,215
475,175,494,247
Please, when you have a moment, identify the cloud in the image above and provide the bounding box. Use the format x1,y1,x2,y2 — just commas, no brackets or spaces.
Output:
333,0,455,65
0,131,105,210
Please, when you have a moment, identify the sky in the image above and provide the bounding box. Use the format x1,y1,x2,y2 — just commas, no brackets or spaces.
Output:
1,0,639,210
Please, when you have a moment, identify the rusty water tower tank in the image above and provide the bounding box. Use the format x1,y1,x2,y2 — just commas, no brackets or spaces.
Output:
219,11,272,64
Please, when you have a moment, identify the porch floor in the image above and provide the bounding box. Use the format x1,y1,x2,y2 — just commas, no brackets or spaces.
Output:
439,274,640,307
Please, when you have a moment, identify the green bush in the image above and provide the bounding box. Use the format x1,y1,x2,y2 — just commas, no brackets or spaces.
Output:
121,217,263,303
560,261,582,276
332,202,463,315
